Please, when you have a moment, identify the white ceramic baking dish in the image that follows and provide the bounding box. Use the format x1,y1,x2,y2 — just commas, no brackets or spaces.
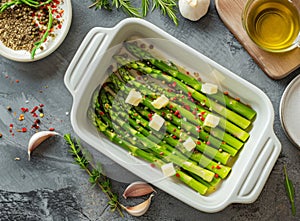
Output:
64,18,281,213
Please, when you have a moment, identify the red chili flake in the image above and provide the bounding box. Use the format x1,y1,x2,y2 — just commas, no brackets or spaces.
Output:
21,128,27,133
52,9,57,13
20,107,28,112
196,141,201,145
49,127,55,131
224,91,229,95
149,117,152,121
9,124,13,128
216,165,221,169
58,24,62,29
175,173,180,178
206,141,211,145
235,97,240,102
169,105,173,109
192,110,197,115
99,111,104,116
30,106,39,113
200,116,205,121
56,15,60,19
214,174,219,178
172,82,177,87
32,113,38,118
172,135,177,139
185,105,190,111
174,110,180,116
150,163,155,168
15,79,19,83
181,95,185,99
148,113,153,119
201,111,206,115
186,71,190,75
161,112,166,116
159,152,164,155
177,114,181,119
212,166,215,169
188,92,192,97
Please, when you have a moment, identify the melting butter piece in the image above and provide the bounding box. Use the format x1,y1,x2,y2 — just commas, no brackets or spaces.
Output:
149,113,165,131
183,137,196,151
161,163,176,177
125,89,143,106
203,114,220,128
151,95,169,109
201,82,218,95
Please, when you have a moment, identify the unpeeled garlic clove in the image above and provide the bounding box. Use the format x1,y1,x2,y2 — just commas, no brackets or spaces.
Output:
179,0,210,21
123,194,155,217
27,131,59,161
123,181,156,199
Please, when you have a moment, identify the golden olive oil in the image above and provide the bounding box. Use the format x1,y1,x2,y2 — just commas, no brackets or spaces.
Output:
244,0,300,51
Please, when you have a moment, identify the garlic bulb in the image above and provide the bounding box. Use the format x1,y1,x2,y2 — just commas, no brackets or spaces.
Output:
179,0,210,21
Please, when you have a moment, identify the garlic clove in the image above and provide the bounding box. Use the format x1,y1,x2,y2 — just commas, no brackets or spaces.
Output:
179,0,210,21
123,181,156,199
27,131,59,161
123,194,155,217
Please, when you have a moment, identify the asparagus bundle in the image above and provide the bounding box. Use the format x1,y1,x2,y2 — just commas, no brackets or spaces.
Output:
90,42,256,195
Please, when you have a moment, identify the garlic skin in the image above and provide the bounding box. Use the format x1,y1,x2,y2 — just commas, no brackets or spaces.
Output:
123,181,156,199
179,0,210,21
27,131,59,161
122,194,155,217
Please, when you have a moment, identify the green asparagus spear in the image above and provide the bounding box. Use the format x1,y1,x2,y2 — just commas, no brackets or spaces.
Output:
124,42,256,121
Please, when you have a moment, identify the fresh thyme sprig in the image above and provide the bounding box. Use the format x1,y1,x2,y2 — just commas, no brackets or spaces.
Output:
64,134,124,217
89,0,179,25
284,164,296,216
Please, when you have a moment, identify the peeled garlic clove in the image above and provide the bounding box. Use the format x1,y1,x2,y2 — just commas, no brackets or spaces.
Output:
123,181,156,199
123,194,155,217
179,0,210,21
27,131,59,161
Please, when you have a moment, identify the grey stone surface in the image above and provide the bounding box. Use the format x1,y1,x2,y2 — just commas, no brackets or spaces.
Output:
1,1,300,220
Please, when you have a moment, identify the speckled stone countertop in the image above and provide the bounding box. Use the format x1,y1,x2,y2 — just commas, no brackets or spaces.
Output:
1,1,300,220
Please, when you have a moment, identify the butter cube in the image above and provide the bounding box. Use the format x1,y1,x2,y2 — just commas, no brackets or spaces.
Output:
161,163,176,177
201,83,218,95
125,89,142,106
149,113,165,131
203,114,220,128
183,137,196,151
151,95,169,109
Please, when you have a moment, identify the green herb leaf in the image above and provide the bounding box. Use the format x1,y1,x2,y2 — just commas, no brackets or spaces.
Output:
64,134,124,217
284,164,296,216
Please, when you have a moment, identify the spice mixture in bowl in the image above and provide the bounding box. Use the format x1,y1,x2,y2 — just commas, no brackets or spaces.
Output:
0,0,72,61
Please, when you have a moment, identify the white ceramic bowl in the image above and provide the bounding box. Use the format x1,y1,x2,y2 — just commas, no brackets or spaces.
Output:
64,18,281,213
0,0,72,62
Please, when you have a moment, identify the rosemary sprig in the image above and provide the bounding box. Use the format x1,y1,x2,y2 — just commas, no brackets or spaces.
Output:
141,0,150,17
284,164,296,216
89,0,179,25
31,7,53,59
64,134,124,217
152,0,178,25
112,0,141,17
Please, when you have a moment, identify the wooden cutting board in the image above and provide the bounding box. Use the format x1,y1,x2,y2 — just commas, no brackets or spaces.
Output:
215,0,300,79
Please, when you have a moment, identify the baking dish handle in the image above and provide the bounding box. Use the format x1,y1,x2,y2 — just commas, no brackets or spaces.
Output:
233,131,281,203
64,27,111,96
